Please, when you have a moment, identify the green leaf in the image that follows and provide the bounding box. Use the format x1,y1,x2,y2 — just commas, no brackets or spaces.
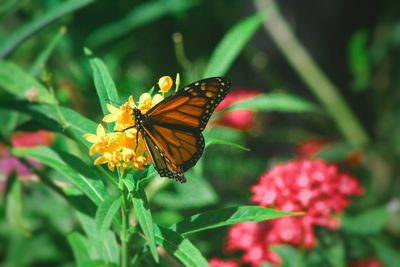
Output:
95,195,122,238
153,173,218,209
340,207,389,235
205,138,250,151
315,143,355,162
86,0,197,47
78,260,118,267
12,146,108,205
348,29,370,92
170,205,299,235
154,224,208,267
324,241,345,267
223,93,318,113
86,48,120,122
5,176,31,237
130,175,159,262
371,239,400,267
78,212,119,265
203,12,265,77
0,101,97,148
29,27,67,76
67,232,92,265
0,0,94,58
271,245,305,267
0,109,19,138
0,61,55,103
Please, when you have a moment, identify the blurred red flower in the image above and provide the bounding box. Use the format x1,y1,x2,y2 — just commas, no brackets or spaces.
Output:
295,139,330,159
295,139,363,166
0,130,54,192
347,259,383,267
11,130,54,147
225,160,363,266
215,89,261,130
208,258,239,267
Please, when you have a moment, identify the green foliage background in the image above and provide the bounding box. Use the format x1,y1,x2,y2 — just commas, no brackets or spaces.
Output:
0,0,400,266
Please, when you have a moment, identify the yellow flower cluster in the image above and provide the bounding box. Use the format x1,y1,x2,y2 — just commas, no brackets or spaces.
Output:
84,76,173,172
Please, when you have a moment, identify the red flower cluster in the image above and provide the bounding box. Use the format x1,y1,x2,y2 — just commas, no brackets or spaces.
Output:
215,89,260,130
225,160,363,266
347,259,383,267
208,258,239,267
0,130,53,192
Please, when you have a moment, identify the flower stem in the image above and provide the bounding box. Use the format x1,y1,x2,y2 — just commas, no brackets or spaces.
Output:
254,0,370,147
118,170,129,267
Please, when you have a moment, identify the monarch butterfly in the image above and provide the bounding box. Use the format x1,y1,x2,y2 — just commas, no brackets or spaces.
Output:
132,77,231,183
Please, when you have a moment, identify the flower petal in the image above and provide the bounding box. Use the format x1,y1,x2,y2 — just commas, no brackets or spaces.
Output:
83,133,98,143
96,124,105,137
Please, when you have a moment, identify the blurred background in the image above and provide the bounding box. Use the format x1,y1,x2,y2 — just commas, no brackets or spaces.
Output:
1,0,400,266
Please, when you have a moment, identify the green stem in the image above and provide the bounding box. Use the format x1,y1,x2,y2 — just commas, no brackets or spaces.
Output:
118,170,129,267
254,0,370,147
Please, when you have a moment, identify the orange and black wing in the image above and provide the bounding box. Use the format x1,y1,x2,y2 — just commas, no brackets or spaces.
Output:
143,77,231,182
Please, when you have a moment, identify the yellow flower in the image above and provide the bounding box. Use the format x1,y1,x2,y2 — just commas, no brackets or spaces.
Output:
84,76,173,174
152,94,164,106
138,93,152,113
83,124,117,155
138,93,164,113
158,76,173,93
103,98,135,132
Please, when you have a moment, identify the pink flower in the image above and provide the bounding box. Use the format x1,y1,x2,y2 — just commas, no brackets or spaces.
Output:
226,160,363,266
215,89,261,130
0,131,54,192
11,130,54,147
208,258,240,267
347,259,383,267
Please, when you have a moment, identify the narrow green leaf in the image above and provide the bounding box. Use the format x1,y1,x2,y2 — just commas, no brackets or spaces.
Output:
325,241,345,267
371,239,400,267
0,109,19,138
203,12,265,77
29,27,67,76
12,146,108,205
0,101,97,148
78,260,118,267
154,224,208,267
95,195,122,237
348,29,370,91
223,93,318,113
0,61,55,103
170,205,300,235
340,207,389,235
78,212,119,265
0,100,118,187
153,173,218,209
130,175,159,262
205,138,250,151
0,0,94,58
67,232,92,265
86,48,120,121
271,245,305,267
86,0,197,47
5,176,31,237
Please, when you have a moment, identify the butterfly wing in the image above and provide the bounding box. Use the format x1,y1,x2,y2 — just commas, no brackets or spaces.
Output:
143,77,231,182
148,77,231,131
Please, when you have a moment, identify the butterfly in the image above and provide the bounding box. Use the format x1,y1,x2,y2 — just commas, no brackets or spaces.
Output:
132,77,231,183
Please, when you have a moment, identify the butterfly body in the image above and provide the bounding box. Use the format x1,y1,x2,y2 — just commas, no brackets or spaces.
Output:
133,77,231,183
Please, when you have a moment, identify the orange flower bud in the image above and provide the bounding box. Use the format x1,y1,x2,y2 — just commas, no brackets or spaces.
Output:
158,76,173,93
